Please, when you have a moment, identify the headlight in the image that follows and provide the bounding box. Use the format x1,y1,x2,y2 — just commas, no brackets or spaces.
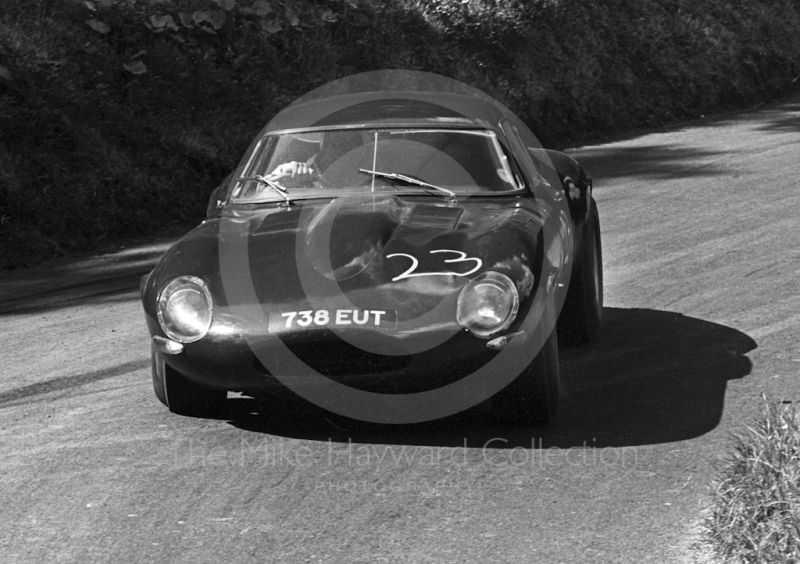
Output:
157,276,213,343
456,271,519,338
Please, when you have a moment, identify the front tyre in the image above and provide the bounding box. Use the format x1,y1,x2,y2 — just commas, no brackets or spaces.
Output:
151,348,226,417
489,328,561,426
558,200,603,346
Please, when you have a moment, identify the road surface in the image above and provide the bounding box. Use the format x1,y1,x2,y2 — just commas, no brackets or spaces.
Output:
2,96,799,563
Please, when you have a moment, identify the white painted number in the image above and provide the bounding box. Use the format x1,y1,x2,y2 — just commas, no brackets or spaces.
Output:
386,253,419,282
387,249,482,281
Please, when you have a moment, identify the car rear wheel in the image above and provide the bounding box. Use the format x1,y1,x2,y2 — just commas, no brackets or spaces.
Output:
557,200,603,346
151,349,226,417
488,328,561,427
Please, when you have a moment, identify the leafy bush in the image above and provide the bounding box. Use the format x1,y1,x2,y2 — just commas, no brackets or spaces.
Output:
1,0,799,266
707,396,800,562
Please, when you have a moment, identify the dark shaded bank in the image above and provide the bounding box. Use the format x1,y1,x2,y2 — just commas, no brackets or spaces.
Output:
2,0,799,267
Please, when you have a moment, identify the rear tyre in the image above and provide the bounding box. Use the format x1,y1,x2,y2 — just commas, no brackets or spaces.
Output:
490,328,561,427
558,200,603,346
151,350,226,417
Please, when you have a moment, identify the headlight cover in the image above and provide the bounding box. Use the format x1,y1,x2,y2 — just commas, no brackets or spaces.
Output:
456,271,519,338
157,276,213,343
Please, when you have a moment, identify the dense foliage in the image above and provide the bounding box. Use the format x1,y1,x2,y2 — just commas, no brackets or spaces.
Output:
1,0,799,266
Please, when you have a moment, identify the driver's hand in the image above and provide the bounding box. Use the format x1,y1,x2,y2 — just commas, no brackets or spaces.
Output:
269,161,317,182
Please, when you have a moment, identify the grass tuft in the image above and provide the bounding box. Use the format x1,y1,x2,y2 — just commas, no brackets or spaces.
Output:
707,395,800,563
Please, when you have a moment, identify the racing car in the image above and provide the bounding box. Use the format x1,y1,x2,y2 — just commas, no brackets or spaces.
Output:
140,90,602,426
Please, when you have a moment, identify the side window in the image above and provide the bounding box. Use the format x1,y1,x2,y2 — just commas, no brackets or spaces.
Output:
499,118,556,195
206,171,233,217
496,140,527,190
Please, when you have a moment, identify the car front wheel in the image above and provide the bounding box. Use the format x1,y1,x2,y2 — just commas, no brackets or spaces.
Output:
558,200,603,346
151,349,226,417
486,328,561,427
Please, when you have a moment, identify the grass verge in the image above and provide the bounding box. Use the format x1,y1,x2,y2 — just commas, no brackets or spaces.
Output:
707,395,800,562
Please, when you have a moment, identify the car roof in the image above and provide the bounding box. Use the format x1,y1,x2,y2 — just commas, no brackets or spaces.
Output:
265,91,510,133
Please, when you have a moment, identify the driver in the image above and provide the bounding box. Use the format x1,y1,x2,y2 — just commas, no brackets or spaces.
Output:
268,130,370,185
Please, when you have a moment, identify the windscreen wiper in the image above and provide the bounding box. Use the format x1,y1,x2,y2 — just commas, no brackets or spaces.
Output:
237,175,292,204
359,169,456,199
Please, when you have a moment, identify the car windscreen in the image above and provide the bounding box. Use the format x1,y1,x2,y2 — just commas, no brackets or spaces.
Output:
230,127,522,203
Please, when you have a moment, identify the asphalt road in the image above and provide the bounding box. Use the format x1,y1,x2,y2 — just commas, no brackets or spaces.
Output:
2,96,799,563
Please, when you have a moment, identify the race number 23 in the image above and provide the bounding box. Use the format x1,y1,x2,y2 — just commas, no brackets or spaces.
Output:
386,249,482,282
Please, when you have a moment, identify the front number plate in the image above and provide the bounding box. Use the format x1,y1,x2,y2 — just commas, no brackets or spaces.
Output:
269,309,397,333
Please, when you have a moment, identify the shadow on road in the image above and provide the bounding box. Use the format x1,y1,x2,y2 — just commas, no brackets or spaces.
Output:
222,307,756,449
0,359,150,409
0,242,174,315
565,94,800,183
568,144,731,182
757,101,800,133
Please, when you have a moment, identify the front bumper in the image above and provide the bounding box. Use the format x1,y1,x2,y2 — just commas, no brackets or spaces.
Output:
145,311,505,394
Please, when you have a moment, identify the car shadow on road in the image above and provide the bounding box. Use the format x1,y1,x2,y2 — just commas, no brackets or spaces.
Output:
223,307,755,450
